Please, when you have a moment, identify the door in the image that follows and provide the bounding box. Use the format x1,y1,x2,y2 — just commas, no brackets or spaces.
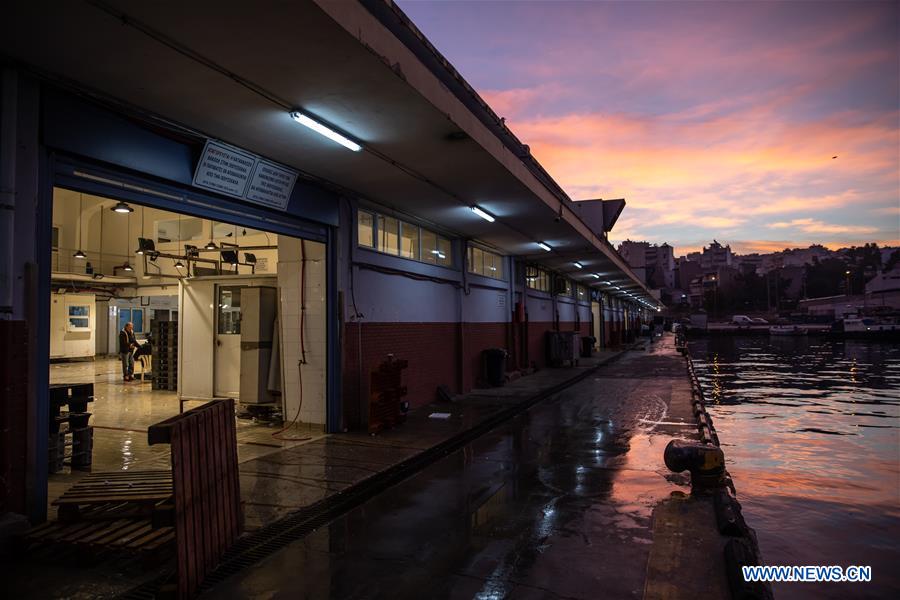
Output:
50,295,66,358
214,285,243,398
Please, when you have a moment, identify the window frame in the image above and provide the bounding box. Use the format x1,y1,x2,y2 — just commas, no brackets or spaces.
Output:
358,208,454,268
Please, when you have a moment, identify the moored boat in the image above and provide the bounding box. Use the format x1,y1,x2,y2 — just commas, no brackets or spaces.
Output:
769,325,808,336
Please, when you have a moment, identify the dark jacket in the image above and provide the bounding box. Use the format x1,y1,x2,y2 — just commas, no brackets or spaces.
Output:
119,329,137,354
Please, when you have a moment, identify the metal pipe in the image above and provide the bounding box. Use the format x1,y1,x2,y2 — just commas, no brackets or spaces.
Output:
0,68,18,314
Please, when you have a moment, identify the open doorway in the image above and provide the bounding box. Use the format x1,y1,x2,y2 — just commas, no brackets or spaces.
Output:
47,186,327,503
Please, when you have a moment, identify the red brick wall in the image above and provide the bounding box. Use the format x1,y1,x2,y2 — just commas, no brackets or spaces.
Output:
461,322,508,391
0,320,29,515
343,321,513,429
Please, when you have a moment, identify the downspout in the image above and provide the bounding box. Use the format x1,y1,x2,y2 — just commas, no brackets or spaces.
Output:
457,241,468,393
0,68,17,315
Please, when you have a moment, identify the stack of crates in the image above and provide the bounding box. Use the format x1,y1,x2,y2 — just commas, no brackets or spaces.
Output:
48,383,94,473
152,321,178,391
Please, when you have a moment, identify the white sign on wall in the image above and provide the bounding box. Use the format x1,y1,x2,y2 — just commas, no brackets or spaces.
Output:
192,140,298,211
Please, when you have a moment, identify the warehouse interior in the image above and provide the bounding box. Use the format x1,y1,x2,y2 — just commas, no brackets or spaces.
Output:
47,187,326,499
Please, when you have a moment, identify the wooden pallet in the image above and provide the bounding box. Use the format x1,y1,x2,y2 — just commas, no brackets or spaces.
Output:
25,510,175,562
149,398,242,600
53,470,173,522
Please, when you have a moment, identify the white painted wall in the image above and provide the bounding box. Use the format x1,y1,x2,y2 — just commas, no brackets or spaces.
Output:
49,293,96,359
278,237,327,426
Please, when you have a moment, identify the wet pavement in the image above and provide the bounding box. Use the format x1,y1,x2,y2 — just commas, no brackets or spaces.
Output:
209,337,715,599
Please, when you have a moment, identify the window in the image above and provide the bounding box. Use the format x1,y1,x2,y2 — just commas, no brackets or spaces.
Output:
359,209,454,267
217,286,242,334
468,246,484,276
400,221,419,260
376,215,399,256
576,284,588,301
68,304,91,331
358,211,374,248
526,266,550,292
467,245,504,280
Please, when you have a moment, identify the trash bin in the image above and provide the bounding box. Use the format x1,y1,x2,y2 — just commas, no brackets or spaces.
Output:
580,336,595,358
483,348,508,387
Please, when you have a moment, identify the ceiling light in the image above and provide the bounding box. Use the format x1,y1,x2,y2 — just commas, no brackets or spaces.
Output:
573,262,583,269
290,111,362,152
471,206,495,223
111,201,133,213
73,249,86,259
591,273,600,279
537,242,552,252
174,260,185,270
204,240,218,250
122,262,134,272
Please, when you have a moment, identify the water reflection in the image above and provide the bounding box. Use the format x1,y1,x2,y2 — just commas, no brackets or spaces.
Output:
689,337,900,599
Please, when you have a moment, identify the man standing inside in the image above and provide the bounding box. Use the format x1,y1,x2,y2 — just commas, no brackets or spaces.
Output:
119,321,138,382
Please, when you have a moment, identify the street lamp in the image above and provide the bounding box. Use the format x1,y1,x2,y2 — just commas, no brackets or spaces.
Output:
845,269,852,296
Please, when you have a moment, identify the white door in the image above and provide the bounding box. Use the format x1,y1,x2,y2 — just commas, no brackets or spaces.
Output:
50,295,66,358
214,285,243,398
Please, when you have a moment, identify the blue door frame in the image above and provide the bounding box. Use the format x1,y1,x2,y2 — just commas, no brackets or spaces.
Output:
30,151,342,520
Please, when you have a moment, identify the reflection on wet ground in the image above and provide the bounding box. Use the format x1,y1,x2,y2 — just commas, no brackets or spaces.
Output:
689,336,900,599
47,358,325,513
214,341,698,599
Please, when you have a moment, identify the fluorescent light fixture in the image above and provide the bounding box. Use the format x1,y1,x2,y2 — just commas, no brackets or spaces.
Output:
73,249,86,259
604,281,611,285
614,286,621,290
111,201,133,213
290,111,362,152
471,206,496,223
591,273,600,279
573,262,583,269
537,242,552,252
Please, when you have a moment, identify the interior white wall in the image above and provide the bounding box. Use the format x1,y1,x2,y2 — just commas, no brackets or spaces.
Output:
278,237,327,426
49,292,96,359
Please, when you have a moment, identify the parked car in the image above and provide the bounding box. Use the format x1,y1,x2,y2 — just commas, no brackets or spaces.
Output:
731,315,754,325
751,317,769,324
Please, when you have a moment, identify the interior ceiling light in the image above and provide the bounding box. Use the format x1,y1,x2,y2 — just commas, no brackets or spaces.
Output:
591,273,600,279
537,242,552,252
573,261,583,269
174,260,185,270
471,206,496,223
73,249,87,259
122,262,134,272
111,201,134,213
290,110,362,152
204,240,218,250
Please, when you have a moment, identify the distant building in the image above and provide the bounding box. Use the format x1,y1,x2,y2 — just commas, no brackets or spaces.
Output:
617,241,649,284
617,240,676,294
700,240,733,271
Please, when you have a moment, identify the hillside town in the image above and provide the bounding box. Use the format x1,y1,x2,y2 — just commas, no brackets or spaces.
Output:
617,240,900,319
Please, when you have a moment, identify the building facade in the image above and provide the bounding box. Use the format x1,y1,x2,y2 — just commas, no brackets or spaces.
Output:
0,0,657,521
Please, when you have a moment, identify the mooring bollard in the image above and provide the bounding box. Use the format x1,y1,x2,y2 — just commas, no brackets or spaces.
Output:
664,439,726,488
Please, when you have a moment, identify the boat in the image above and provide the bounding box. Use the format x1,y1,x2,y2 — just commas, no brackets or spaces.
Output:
769,325,808,336
830,317,900,340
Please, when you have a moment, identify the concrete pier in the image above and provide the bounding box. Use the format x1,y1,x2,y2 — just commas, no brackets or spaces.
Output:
206,335,740,599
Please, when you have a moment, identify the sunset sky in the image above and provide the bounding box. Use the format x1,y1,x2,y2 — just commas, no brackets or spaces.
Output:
400,0,900,256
